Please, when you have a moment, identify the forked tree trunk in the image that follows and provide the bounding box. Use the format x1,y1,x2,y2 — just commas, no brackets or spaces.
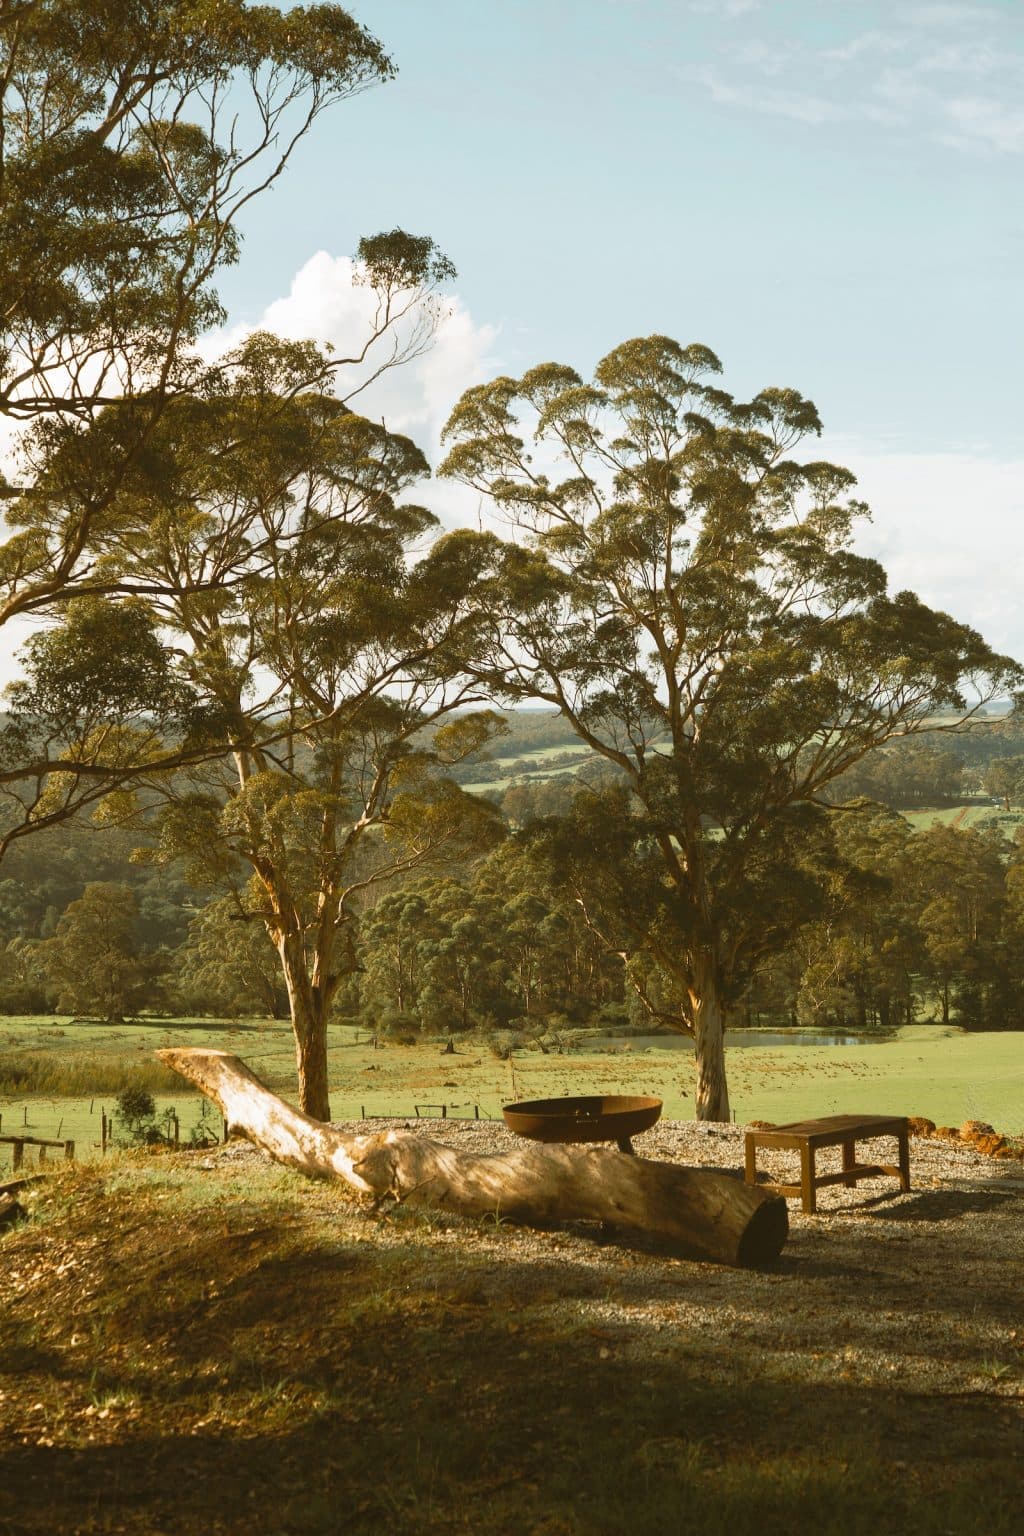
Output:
158,1048,788,1268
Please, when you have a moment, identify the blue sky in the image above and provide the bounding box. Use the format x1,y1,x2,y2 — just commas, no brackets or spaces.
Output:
227,0,1022,461
213,0,1024,665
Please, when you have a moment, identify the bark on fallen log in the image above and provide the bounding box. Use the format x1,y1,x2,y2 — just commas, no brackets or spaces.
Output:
158,1048,788,1268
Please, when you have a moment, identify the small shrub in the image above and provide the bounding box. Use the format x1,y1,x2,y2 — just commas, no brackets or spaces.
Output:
113,1087,171,1147
377,1009,420,1043
487,1028,525,1061
115,1087,156,1126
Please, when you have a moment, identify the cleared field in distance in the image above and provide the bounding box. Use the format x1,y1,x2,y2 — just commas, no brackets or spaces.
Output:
1,1017,1021,1173
900,804,1024,831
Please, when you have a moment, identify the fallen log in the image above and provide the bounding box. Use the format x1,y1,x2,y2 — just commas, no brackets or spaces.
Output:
158,1048,788,1268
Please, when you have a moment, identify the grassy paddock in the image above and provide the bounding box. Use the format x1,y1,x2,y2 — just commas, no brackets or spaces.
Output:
1,1018,1022,1172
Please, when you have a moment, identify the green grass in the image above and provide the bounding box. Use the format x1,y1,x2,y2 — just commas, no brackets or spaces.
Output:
900,804,1024,831
488,741,594,765
2,1016,1022,1173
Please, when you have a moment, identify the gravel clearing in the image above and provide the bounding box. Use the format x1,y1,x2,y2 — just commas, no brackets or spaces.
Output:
216,1116,1024,1410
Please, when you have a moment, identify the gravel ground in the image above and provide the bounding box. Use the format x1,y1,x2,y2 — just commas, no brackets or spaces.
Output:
216,1116,1024,1408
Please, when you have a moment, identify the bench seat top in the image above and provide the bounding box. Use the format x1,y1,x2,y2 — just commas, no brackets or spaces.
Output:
761,1114,907,1136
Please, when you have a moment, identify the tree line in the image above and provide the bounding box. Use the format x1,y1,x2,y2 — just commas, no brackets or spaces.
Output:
5,796,1024,1043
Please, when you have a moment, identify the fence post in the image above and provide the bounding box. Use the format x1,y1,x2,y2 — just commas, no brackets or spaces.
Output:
13,1142,23,1171
64,1140,75,1161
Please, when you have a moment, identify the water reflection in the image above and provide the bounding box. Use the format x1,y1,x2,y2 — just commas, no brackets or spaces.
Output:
591,1030,885,1051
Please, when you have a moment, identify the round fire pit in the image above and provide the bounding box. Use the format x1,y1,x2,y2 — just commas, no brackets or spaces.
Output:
502,1094,662,1154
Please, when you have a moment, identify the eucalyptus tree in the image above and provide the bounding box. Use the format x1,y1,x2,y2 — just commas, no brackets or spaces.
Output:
43,336,505,1117
1,0,392,588
175,893,288,1019
438,335,1021,1119
983,754,1024,811
43,880,147,1023
0,1,455,843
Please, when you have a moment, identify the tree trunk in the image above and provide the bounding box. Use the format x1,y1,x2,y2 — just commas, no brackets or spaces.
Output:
277,934,331,1121
158,1048,788,1268
692,983,730,1123
294,1015,330,1122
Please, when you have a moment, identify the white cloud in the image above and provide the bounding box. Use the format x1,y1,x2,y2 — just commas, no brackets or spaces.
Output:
202,251,502,533
209,250,500,463
822,436,1024,660
696,67,845,124
686,5,1024,155
943,96,1024,154
689,0,763,13
0,255,503,689
908,4,1002,26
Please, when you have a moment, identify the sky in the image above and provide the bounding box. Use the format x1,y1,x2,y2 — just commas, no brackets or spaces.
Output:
213,0,1024,660
6,0,1024,675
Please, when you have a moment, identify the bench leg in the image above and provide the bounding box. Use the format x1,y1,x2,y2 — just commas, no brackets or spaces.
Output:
744,1135,758,1186
842,1139,857,1189
897,1132,911,1193
801,1146,816,1214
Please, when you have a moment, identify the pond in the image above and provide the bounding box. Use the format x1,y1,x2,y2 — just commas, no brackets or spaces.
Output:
589,1029,888,1051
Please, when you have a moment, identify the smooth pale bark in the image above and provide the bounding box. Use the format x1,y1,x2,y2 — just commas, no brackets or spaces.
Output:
276,932,332,1121
692,991,730,1123
689,954,731,1123
158,1048,788,1268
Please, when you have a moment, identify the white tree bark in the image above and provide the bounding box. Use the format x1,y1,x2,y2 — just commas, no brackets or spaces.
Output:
158,1048,788,1267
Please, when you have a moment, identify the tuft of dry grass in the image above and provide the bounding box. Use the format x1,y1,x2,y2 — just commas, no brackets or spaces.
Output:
0,1049,184,1097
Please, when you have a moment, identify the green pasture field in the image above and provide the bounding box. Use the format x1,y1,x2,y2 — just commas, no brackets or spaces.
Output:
1,1016,1021,1174
900,804,1024,831
487,741,593,765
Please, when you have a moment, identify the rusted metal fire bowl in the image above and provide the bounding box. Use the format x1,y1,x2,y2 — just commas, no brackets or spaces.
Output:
502,1094,663,1154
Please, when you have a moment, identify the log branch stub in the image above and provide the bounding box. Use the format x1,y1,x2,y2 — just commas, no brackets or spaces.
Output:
157,1048,788,1268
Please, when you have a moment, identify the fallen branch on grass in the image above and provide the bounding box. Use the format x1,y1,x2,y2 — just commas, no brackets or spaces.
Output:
158,1048,788,1268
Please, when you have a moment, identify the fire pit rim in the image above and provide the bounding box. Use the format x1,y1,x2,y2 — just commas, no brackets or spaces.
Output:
501,1093,663,1146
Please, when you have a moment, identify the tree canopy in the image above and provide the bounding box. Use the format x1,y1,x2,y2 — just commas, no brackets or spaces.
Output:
439,334,1023,1118
0,2,457,846
36,336,506,1115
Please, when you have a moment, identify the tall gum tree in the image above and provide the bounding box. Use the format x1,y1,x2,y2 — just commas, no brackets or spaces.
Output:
438,335,1022,1120
1,0,392,589
38,335,507,1118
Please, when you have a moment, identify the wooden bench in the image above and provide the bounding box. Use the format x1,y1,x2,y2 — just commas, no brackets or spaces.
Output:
744,1114,910,1214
